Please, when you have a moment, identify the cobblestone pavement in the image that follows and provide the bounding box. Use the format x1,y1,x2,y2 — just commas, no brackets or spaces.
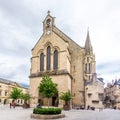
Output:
0,105,120,120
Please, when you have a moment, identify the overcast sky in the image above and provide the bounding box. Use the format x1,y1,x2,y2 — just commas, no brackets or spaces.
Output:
0,0,120,85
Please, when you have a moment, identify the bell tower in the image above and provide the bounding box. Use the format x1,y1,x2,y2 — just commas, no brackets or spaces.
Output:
84,30,96,82
43,11,55,35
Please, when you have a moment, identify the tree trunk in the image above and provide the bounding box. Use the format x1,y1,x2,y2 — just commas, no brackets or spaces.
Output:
63,101,70,110
65,101,68,105
48,98,50,108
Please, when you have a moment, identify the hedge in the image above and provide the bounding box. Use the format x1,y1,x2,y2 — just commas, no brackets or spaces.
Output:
33,108,62,115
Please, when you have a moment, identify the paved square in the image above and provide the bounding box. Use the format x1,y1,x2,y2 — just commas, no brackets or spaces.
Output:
0,105,120,120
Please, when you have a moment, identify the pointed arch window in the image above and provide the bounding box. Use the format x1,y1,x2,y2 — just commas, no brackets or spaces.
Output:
47,46,51,70
85,64,87,73
40,53,44,71
89,63,91,73
53,50,58,69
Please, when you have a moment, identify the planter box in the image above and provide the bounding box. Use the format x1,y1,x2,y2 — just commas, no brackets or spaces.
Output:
31,113,65,119
63,105,70,110
22,104,30,108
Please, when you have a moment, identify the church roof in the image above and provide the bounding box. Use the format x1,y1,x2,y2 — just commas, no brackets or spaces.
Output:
53,26,84,48
32,12,85,51
85,77,104,86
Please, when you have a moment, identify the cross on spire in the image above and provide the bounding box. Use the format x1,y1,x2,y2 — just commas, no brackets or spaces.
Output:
47,10,50,15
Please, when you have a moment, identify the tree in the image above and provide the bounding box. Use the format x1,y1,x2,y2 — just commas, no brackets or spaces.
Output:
60,91,72,110
9,87,22,100
21,93,30,108
21,93,30,104
38,75,58,107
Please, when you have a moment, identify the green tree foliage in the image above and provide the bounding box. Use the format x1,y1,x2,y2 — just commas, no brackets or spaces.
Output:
21,93,30,104
60,91,72,105
38,75,58,107
9,87,22,100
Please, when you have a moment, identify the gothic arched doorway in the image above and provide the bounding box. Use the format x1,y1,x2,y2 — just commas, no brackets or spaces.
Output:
4,99,7,104
52,94,59,107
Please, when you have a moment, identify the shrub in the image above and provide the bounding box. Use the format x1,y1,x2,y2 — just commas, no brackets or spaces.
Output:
60,91,72,105
33,108,62,115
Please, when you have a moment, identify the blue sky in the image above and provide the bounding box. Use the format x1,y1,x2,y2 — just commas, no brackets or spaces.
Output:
0,0,120,85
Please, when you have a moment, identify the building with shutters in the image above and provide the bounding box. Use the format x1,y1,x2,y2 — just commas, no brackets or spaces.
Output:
104,79,120,109
0,78,28,105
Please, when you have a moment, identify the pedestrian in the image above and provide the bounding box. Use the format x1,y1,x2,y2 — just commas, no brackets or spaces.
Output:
99,107,103,112
10,103,12,109
114,106,116,110
87,105,90,110
13,102,16,108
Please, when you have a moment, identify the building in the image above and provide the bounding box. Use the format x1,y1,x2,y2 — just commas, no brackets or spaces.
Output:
85,77,104,109
0,78,28,105
104,79,120,109
29,11,104,108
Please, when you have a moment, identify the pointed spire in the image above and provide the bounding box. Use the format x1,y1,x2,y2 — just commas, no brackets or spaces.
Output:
114,79,118,85
85,28,93,55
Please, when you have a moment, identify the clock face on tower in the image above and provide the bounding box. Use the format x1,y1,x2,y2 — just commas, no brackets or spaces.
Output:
46,19,51,27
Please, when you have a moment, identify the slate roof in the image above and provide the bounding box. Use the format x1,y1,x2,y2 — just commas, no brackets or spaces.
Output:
97,78,104,83
0,78,28,89
114,79,120,86
0,78,17,85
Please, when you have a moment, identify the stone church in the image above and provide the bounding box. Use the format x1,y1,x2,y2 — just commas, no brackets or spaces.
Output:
29,11,104,108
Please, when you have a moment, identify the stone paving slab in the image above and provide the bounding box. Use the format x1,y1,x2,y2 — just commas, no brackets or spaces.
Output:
0,105,120,120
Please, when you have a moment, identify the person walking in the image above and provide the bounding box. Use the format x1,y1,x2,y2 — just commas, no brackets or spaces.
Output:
10,103,12,109
13,102,16,108
87,105,90,110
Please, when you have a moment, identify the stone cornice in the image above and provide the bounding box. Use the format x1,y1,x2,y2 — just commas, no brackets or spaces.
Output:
29,69,73,79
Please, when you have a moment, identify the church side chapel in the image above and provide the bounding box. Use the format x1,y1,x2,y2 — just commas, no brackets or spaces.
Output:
29,11,104,109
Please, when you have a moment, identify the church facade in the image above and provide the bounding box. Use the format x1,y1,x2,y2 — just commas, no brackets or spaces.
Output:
29,12,104,108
